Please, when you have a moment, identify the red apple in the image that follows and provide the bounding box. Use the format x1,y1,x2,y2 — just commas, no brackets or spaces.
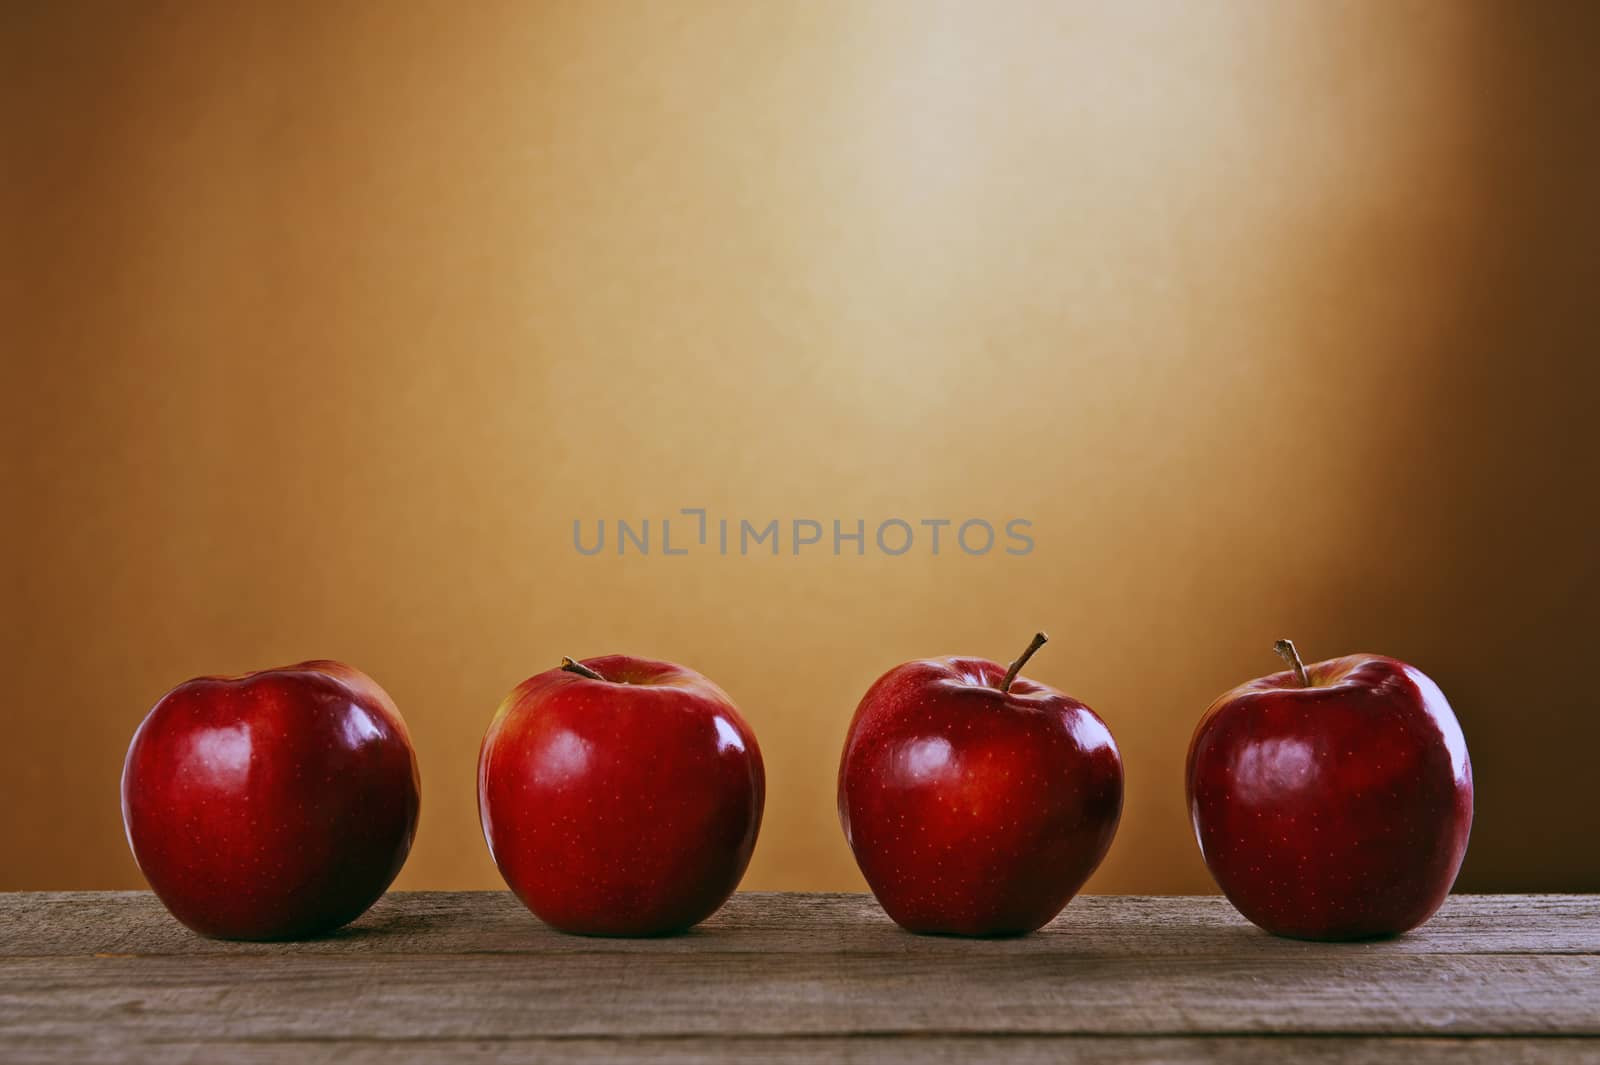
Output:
838,633,1123,936
1187,639,1473,940
478,654,764,936
121,661,420,940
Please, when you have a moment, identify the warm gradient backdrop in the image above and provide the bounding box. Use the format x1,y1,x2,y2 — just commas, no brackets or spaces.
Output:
5,1,1598,895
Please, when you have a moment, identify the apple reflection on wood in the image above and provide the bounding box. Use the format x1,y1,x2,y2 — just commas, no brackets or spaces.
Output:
119,636,1472,943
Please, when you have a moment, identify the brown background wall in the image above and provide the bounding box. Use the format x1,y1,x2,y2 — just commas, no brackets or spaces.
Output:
4,1,1597,895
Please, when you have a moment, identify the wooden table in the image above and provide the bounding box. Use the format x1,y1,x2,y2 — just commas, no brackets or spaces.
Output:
3,892,1597,1062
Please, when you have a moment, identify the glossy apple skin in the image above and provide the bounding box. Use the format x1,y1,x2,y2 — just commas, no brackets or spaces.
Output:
478,655,764,936
1187,654,1473,941
838,657,1123,936
121,661,421,940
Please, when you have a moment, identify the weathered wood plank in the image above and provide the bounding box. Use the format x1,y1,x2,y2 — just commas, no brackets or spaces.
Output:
1,952,1596,1039
4,892,1597,1061
4,892,1598,959
4,1036,1599,1065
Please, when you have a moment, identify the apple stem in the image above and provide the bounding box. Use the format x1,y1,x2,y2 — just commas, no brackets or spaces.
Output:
1273,639,1310,688
999,632,1049,693
560,656,606,682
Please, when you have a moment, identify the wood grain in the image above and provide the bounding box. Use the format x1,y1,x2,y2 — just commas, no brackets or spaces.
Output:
10,892,1600,957
4,1039,1599,1065
2,892,1597,1063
